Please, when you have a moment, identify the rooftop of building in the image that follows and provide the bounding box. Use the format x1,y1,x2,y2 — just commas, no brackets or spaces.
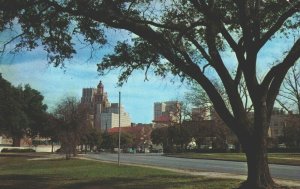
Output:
153,115,171,122
107,126,152,134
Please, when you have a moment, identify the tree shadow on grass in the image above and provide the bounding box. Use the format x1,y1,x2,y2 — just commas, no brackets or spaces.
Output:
0,173,241,189
0,174,54,189
64,175,240,189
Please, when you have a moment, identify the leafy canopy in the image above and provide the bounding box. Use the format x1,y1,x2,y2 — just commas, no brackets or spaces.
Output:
1,0,300,137
0,76,47,140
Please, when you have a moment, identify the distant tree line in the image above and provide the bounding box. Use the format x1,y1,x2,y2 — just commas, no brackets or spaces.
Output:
0,76,136,158
0,77,138,159
151,121,237,153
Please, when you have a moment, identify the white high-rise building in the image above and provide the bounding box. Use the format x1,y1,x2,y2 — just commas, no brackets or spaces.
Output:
81,81,131,130
100,103,131,130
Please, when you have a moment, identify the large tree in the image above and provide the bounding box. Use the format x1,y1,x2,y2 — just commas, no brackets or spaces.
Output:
0,76,47,146
1,1,300,188
0,76,28,146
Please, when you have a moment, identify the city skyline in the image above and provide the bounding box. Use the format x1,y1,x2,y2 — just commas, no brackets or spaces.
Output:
0,20,294,124
0,55,189,124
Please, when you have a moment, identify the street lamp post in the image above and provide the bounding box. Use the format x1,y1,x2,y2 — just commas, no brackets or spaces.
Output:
118,91,121,166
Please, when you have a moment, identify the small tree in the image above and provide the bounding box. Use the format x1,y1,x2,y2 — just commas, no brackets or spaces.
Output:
277,64,300,113
101,131,133,152
280,115,300,149
82,127,102,152
101,132,114,151
54,96,87,160
151,127,169,152
38,113,60,153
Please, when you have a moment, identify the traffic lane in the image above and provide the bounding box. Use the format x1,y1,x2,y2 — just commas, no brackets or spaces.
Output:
87,153,247,174
86,153,299,181
269,164,300,181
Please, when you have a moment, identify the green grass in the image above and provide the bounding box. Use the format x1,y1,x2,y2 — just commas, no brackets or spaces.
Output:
0,154,240,189
166,153,300,166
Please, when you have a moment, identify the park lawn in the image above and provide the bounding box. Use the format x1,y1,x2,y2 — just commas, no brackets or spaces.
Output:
166,153,300,166
0,154,240,189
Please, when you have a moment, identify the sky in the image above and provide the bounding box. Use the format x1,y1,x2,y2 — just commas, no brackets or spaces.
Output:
0,30,189,124
0,17,298,123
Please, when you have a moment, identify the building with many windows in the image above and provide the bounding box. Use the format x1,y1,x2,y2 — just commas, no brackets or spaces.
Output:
81,81,131,130
153,101,181,127
191,107,211,121
247,108,300,139
100,103,131,130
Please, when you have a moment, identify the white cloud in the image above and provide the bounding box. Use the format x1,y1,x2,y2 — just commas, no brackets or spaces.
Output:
0,58,188,123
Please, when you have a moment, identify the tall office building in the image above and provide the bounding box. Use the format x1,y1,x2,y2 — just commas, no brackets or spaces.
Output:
191,107,211,121
153,101,181,127
81,81,131,130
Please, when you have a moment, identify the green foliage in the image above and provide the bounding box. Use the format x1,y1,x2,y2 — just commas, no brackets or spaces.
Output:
151,121,232,152
38,113,61,148
0,76,48,146
80,127,103,151
101,131,134,150
99,38,162,85
1,1,107,66
2,1,298,83
151,126,168,146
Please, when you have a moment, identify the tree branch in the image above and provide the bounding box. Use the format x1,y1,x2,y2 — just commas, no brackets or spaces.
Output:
0,33,25,54
235,0,252,50
234,64,243,86
266,37,300,112
252,0,261,41
187,36,212,64
257,1,300,50
190,0,241,55
136,19,205,31
275,99,291,112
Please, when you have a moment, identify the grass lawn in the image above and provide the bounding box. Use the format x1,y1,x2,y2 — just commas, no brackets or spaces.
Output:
0,153,240,189
165,153,300,166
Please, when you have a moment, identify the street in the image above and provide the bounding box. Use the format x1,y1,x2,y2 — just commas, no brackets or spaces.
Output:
85,153,300,181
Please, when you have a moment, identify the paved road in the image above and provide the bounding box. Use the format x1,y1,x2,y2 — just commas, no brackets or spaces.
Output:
85,153,300,181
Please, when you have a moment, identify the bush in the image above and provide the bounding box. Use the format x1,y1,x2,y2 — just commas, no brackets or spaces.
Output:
1,148,36,153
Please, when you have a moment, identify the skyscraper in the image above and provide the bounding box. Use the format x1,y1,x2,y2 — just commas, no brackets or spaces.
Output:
153,101,181,127
81,81,131,130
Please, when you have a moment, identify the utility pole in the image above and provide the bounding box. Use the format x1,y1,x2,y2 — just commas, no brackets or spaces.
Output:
118,91,121,166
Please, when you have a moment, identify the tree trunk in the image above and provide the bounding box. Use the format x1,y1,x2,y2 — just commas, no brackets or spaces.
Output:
51,141,54,153
239,132,287,188
241,149,290,189
12,137,21,147
73,146,77,157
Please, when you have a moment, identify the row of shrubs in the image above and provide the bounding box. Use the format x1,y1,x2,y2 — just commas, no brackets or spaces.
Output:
1,148,36,153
